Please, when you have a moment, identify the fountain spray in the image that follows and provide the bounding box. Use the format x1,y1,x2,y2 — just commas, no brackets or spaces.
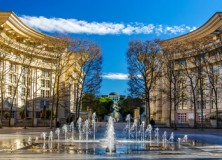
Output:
92,112,96,141
106,116,115,153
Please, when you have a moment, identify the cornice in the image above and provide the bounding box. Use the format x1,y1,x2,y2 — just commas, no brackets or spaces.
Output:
160,12,222,47
0,11,12,25
0,11,58,41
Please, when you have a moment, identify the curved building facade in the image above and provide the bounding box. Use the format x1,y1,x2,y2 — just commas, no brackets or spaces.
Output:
0,12,80,125
151,12,222,126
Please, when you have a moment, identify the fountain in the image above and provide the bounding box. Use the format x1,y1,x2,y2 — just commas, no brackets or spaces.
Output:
154,128,159,143
2,112,222,159
105,116,116,153
146,124,152,143
49,131,53,141
77,117,82,140
162,131,167,145
130,118,138,140
83,119,89,141
55,128,60,141
183,135,188,142
125,114,131,139
70,121,75,140
41,132,47,142
92,112,96,141
169,132,174,142
62,124,68,141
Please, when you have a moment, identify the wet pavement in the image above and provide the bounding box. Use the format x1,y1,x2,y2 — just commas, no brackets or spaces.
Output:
0,124,222,159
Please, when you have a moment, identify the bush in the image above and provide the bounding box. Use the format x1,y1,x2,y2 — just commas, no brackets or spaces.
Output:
46,109,53,120
4,112,9,119
209,116,222,121
209,116,216,120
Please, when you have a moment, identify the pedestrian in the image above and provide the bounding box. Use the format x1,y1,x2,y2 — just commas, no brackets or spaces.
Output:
150,118,155,129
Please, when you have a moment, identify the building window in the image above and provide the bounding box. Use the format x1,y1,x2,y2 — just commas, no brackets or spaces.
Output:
40,100,44,108
13,75,16,83
9,74,12,83
198,54,205,61
213,66,219,74
198,114,206,122
41,80,45,87
177,59,185,65
46,80,50,88
8,86,12,95
13,87,16,96
178,113,186,123
22,66,29,74
45,90,50,98
10,111,15,118
10,63,16,72
21,99,25,106
36,112,40,118
27,77,31,86
22,76,26,85
197,100,206,109
177,77,187,110
8,86,16,98
27,88,30,97
8,98,12,104
45,101,49,108
211,100,214,109
21,88,26,96
39,100,49,109
41,90,45,97
42,70,49,77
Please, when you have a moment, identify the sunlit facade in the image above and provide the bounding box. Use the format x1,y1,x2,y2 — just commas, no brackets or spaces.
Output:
150,12,222,126
0,12,80,125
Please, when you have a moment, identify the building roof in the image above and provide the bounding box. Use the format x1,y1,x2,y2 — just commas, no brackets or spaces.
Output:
109,92,119,96
0,11,57,41
160,12,222,46
0,11,11,25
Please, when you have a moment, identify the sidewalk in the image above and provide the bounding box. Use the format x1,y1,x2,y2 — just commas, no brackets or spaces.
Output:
0,127,53,134
1,124,222,137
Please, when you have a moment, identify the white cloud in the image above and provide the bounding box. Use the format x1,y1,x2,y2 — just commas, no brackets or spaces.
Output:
20,15,196,35
102,73,129,80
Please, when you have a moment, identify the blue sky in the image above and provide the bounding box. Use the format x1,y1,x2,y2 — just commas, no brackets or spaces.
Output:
1,0,222,95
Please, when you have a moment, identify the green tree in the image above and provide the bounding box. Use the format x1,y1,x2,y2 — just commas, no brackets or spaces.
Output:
118,96,144,118
94,97,113,120
46,109,53,120
82,93,97,111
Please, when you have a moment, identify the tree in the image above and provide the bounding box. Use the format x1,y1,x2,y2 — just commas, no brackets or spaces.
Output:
118,96,144,119
0,37,17,128
161,37,220,129
69,40,102,122
82,94,113,120
162,41,200,128
20,40,45,129
44,36,76,128
94,97,113,120
82,93,97,111
200,39,222,129
127,39,163,125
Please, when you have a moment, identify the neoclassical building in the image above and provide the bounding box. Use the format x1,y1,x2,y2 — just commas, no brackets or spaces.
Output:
150,12,222,126
0,12,81,125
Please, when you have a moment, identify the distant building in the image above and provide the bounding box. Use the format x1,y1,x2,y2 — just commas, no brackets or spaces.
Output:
101,92,126,103
108,92,120,103
100,92,126,121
